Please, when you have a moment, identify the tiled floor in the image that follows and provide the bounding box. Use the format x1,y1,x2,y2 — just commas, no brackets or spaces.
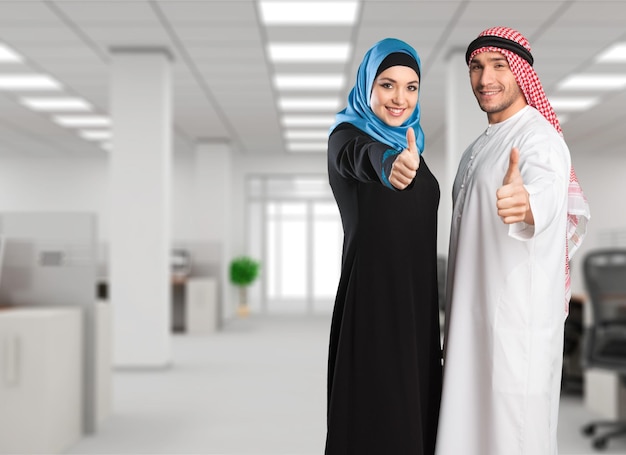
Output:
65,314,626,455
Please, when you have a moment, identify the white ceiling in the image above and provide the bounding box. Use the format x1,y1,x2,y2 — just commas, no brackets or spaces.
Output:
0,0,625,158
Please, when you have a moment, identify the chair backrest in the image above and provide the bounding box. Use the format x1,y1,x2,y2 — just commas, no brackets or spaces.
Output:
436,255,447,313
583,249,626,327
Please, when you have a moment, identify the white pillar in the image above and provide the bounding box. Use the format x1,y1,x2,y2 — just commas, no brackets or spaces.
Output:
110,48,172,368
194,141,232,324
441,48,486,255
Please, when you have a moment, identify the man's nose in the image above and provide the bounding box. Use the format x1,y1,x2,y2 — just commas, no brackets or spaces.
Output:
479,67,495,85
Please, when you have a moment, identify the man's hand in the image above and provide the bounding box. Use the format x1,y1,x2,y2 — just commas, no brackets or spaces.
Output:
496,147,534,225
389,127,420,190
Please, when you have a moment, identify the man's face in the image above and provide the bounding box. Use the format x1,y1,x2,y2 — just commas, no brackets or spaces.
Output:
469,51,527,123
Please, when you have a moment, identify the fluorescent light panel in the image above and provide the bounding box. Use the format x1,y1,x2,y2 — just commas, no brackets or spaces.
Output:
558,74,626,90
597,43,626,63
268,43,351,63
287,142,328,152
549,97,599,111
53,115,111,127
279,97,340,111
259,1,359,25
274,74,344,90
79,130,112,141
0,74,61,90
284,129,330,140
20,97,92,112
0,43,23,63
282,115,335,127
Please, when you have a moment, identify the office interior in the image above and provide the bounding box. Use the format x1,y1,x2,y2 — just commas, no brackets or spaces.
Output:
1,0,626,453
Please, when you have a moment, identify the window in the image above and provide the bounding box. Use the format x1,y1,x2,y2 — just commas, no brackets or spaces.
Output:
247,176,341,314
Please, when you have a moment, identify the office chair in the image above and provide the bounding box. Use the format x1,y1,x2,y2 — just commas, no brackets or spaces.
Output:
562,295,584,393
580,249,626,450
436,255,447,314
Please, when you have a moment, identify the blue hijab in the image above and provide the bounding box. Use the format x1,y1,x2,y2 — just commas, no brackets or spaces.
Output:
330,38,425,154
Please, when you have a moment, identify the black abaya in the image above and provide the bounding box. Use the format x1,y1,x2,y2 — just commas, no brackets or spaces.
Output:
325,123,442,455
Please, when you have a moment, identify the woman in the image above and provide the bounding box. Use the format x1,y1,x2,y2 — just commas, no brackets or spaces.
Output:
325,38,442,454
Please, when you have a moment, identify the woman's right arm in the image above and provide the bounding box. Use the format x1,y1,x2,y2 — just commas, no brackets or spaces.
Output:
328,123,399,190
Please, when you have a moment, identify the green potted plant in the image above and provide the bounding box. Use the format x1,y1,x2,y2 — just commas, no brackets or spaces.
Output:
229,256,260,317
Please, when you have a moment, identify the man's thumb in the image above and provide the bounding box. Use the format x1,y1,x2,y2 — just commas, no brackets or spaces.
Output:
503,147,520,184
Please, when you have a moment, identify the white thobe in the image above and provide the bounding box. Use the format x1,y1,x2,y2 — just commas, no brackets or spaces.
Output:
436,106,570,455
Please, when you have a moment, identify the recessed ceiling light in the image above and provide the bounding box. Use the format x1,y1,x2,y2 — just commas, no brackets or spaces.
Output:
0,43,23,63
274,74,344,90
20,97,93,112
597,43,626,63
284,129,330,140
268,43,351,63
282,115,335,127
259,1,359,25
287,142,328,152
53,115,111,127
0,74,61,90
279,97,340,111
558,74,626,90
548,97,599,111
79,130,112,141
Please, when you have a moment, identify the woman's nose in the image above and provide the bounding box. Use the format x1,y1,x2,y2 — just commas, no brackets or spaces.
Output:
392,89,405,104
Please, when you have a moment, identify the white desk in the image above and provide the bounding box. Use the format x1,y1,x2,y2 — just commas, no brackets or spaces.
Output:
0,306,82,454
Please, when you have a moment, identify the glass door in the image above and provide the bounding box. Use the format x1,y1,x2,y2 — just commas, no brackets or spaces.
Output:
247,176,342,314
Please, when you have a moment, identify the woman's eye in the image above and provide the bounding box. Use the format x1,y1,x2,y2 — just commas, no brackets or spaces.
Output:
408,85,418,91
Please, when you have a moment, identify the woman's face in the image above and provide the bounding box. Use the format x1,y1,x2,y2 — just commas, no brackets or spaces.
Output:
369,65,419,127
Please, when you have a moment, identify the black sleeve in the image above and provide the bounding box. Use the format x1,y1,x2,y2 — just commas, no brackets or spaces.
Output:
328,123,400,190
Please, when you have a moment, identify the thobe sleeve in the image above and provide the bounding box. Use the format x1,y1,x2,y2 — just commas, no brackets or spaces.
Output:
508,132,569,240
328,123,411,191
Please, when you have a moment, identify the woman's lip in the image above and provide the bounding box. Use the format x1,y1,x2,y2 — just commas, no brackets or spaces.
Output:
386,107,405,116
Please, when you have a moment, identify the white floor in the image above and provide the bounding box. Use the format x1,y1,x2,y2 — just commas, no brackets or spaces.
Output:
65,314,626,455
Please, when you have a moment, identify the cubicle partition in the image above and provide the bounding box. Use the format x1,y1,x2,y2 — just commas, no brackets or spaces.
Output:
0,212,106,451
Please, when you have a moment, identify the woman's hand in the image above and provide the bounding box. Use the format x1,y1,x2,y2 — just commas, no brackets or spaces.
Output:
389,127,420,190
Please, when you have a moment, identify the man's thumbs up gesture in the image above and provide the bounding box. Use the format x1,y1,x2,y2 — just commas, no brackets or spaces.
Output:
389,127,420,190
496,147,534,225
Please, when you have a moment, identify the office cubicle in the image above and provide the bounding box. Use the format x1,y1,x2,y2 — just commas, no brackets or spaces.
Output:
0,212,105,439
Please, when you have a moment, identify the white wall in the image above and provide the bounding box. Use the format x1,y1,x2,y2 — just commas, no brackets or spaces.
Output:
0,151,204,247
0,157,109,239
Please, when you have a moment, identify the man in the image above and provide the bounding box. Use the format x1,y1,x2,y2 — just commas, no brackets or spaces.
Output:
436,27,590,455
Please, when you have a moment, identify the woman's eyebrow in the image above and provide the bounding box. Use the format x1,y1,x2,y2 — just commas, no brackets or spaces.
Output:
377,77,419,84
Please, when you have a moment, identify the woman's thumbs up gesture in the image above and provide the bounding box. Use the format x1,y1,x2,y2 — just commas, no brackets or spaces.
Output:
389,127,420,190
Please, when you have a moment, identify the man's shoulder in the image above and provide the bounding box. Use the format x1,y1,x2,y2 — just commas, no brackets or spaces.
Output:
518,107,564,140
521,107,558,131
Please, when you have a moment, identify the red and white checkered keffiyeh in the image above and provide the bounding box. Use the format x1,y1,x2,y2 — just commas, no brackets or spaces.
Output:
468,26,591,313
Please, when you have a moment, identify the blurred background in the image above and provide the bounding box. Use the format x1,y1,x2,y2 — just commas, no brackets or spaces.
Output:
0,0,626,454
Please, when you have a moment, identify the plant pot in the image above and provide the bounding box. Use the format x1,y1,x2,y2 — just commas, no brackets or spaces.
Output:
237,303,250,318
